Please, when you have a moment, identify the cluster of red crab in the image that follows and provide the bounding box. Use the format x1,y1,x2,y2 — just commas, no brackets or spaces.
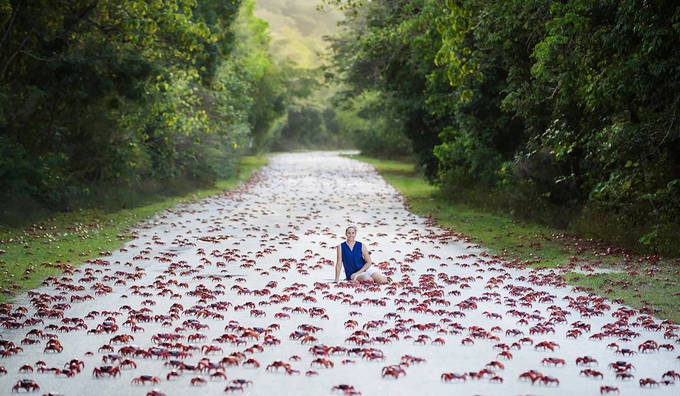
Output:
2,205,680,396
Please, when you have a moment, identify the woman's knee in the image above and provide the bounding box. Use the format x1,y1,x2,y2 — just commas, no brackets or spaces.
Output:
372,273,388,284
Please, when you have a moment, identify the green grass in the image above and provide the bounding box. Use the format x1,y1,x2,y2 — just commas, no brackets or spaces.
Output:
349,155,421,177
352,154,680,323
0,155,267,303
566,271,680,316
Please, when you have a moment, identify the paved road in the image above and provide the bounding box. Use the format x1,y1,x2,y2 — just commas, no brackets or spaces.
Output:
1,152,678,395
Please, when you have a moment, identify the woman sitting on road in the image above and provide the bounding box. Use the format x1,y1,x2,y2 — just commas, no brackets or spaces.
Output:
335,225,388,284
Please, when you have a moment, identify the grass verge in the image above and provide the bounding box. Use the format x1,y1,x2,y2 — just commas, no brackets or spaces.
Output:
0,155,268,303
350,154,680,323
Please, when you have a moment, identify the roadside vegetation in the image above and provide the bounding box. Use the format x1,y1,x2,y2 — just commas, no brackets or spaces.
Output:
323,0,680,258
0,156,267,304
353,155,680,324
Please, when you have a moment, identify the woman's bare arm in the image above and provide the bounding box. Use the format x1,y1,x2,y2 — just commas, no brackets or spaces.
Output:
334,245,343,281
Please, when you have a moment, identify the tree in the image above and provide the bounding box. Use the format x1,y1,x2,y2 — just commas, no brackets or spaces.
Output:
435,0,680,252
324,0,454,175
0,0,293,225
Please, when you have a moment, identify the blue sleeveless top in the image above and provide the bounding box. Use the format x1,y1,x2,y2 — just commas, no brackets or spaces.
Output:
341,241,365,280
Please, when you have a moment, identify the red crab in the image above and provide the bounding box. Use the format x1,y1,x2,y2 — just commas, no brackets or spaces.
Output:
576,356,598,366
662,370,680,380
201,344,223,355
190,377,207,386
486,361,505,370
539,375,560,386
131,375,161,385
331,384,357,394
231,379,253,388
441,372,467,382
311,358,334,368
119,359,137,369
92,365,121,378
614,348,637,357
541,357,566,367
242,358,260,368
210,371,227,381
381,365,406,379
11,379,40,392
580,369,604,379
166,370,182,381
639,378,659,387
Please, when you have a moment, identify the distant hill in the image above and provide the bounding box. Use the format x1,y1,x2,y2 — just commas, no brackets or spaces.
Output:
254,0,342,68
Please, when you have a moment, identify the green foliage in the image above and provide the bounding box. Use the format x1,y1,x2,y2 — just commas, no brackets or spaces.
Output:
432,0,680,256
0,0,301,226
327,0,680,256
273,103,329,151
435,127,501,189
325,0,454,177
340,92,412,158
434,0,479,97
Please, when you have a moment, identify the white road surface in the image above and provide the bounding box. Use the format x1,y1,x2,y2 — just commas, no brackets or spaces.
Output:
0,151,678,396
